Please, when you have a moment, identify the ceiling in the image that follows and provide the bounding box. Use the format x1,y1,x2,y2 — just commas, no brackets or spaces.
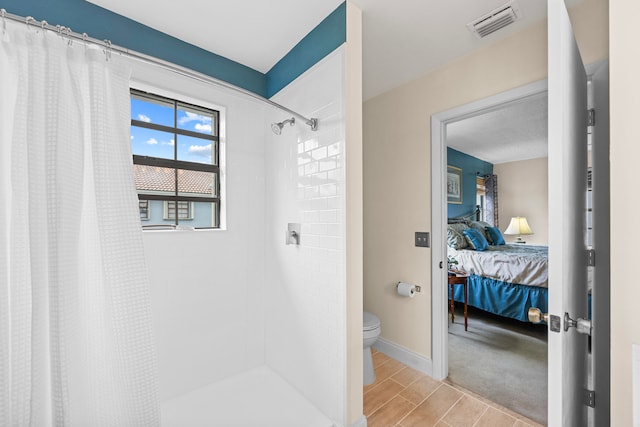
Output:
87,0,582,163
446,92,548,164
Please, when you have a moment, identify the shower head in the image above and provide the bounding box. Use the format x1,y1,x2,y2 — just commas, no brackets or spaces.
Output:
271,117,295,135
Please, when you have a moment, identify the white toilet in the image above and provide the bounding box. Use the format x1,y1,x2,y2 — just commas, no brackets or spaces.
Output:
363,311,381,386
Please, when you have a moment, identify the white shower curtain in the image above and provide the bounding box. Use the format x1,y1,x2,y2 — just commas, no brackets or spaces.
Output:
0,21,160,426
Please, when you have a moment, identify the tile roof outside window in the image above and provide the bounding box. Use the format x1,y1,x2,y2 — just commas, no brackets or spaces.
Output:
133,165,214,195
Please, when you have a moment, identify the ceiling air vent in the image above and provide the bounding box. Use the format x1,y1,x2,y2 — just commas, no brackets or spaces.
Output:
467,1,522,38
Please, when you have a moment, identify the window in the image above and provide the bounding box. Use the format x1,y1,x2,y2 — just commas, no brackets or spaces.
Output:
164,201,193,220
476,177,486,222
130,89,220,228
139,200,150,220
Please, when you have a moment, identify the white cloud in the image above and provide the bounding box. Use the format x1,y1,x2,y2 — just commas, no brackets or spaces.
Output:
138,114,152,123
195,123,213,133
179,111,210,124
180,111,213,133
162,139,175,146
130,135,134,140
188,144,212,158
146,138,159,145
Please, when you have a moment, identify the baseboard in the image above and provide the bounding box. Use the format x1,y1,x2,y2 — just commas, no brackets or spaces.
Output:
373,337,433,376
348,414,367,427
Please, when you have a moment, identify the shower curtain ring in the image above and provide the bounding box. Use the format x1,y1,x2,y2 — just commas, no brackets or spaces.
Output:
1,9,6,34
103,39,112,61
25,16,35,31
65,27,73,45
40,20,47,33
82,32,88,48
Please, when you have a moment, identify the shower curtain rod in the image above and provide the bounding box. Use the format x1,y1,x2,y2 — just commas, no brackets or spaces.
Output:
0,9,319,132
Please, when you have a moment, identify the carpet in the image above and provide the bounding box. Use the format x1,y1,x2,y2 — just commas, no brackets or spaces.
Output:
448,306,548,425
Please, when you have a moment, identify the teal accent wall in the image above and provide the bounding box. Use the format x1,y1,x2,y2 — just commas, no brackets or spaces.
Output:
447,148,493,219
5,0,266,95
266,3,346,98
4,1,347,99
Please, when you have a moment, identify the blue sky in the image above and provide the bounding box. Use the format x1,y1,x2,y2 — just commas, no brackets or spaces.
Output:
130,97,215,165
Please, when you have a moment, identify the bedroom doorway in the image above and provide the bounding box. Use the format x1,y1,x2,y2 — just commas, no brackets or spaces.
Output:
431,80,550,425
431,59,610,425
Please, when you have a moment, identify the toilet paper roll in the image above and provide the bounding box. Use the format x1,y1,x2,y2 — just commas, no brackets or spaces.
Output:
397,282,416,298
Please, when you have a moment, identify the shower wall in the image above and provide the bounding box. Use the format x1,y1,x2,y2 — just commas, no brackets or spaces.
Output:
265,48,347,424
133,60,269,402
134,46,348,425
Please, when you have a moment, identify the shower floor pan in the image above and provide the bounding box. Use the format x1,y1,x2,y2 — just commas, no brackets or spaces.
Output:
161,366,335,427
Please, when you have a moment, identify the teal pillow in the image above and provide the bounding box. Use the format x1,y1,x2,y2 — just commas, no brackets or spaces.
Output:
485,226,506,245
462,228,489,251
468,220,492,241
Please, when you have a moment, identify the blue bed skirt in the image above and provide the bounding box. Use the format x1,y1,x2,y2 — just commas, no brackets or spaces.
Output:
451,275,548,322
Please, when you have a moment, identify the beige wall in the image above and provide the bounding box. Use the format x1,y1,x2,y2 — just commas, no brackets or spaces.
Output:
345,2,364,425
610,1,639,425
363,0,607,360
494,158,549,246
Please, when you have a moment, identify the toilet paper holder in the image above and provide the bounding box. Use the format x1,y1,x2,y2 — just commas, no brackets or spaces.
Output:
396,282,421,293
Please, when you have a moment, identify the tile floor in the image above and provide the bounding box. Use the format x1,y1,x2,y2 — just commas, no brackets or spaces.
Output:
364,349,545,427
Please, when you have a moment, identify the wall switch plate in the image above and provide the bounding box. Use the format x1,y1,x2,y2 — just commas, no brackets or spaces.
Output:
415,232,430,248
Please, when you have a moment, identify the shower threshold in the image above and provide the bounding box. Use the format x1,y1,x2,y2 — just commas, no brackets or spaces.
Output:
161,366,334,427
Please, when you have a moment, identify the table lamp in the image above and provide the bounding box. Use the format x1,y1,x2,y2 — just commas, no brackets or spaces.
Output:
504,216,533,243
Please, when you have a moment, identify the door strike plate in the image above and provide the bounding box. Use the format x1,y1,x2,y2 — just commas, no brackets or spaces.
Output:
549,315,561,333
584,389,595,408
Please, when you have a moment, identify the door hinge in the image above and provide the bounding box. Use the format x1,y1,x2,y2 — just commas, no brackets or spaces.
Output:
584,389,595,408
587,249,595,266
588,108,596,126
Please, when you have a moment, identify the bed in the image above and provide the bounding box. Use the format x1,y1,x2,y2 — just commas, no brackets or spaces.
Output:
447,220,548,322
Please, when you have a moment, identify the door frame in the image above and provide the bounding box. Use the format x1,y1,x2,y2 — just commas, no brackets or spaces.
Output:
430,78,548,380
430,62,607,382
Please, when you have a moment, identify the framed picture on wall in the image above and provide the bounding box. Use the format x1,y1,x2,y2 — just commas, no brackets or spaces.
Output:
447,165,462,204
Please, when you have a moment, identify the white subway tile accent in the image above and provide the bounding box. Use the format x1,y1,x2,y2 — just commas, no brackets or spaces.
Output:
265,48,346,425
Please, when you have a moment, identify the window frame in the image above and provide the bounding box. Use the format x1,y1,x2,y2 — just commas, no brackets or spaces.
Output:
130,88,221,229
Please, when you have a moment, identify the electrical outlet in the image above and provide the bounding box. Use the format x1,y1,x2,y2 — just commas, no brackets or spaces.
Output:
415,232,430,248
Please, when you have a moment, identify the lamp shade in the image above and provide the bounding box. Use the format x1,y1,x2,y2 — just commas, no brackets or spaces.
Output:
504,217,533,235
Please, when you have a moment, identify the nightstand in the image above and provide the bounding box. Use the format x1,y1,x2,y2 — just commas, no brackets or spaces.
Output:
447,271,469,331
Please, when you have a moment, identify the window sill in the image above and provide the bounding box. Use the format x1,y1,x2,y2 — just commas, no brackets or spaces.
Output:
142,225,222,232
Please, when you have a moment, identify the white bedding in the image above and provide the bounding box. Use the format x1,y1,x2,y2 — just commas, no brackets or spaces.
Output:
448,244,548,288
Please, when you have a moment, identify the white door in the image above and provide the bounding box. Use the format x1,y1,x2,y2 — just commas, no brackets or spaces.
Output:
547,0,590,425
589,61,610,427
